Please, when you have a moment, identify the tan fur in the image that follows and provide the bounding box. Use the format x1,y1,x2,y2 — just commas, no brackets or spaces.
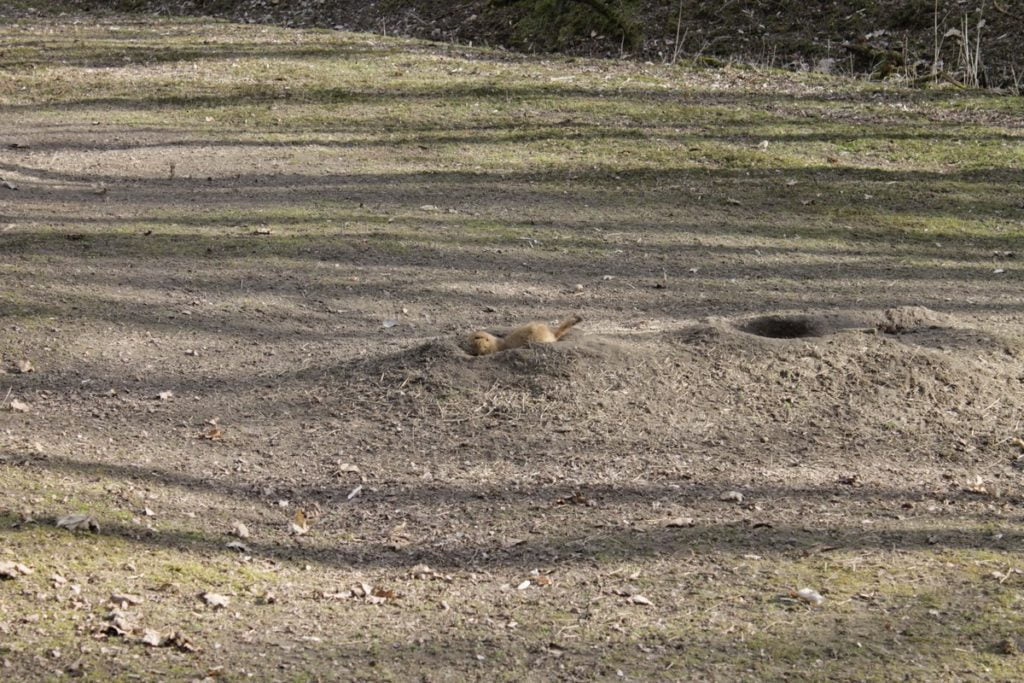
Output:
468,316,582,356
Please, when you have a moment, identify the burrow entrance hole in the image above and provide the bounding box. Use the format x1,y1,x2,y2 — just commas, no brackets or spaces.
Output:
739,315,824,339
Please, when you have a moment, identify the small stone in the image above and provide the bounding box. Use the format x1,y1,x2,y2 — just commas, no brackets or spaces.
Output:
140,629,164,647
200,592,230,609
795,588,824,606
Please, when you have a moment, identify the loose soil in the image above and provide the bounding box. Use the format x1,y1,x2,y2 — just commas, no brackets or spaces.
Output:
1,11,1024,681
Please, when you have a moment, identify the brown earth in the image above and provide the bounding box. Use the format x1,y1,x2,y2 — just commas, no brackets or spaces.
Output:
1,11,1024,681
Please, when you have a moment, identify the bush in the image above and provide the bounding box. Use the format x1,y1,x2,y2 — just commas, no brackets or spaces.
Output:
496,0,642,52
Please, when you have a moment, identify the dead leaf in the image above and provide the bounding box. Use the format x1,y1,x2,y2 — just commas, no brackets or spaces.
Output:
167,631,197,653
15,360,33,374
963,476,995,497
719,490,744,503
347,484,363,500
410,564,435,579
371,587,398,601
9,399,30,413
336,463,360,476
0,561,33,580
794,587,825,606
318,589,354,601
103,610,135,637
201,426,223,440
56,514,100,532
556,491,593,506
200,592,230,609
226,541,250,553
156,390,174,401
387,520,409,546
664,517,695,528
290,509,309,536
109,593,143,608
628,594,653,606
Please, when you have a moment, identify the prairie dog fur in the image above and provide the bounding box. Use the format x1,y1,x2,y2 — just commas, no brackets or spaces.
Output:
468,316,582,356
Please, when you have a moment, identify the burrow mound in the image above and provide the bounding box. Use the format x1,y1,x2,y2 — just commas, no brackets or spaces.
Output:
354,334,661,398
336,307,1023,456
672,306,1023,453
336,334,692,449
736,311,868,339
727,305,1020,356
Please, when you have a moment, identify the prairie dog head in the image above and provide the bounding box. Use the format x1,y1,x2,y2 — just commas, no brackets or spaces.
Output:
468,331,501,356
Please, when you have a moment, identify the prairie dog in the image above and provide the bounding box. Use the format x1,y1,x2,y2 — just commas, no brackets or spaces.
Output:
468,316,582,356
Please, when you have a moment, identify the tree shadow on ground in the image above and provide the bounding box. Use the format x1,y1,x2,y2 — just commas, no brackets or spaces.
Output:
3,452,1019,571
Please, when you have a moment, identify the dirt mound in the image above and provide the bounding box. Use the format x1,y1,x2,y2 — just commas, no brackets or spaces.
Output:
355,335,649,398
670,308,1023,458
698,306,1017,356
334,308,1023,461
875,305,956,334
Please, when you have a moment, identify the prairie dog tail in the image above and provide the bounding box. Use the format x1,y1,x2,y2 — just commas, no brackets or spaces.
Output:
553,315,583,340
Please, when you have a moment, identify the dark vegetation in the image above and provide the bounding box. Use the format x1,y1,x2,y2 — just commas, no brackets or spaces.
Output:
27,0,1024,90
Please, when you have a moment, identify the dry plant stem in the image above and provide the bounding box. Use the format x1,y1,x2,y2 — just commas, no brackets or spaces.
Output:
671,0,685,65
958,12,984,87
